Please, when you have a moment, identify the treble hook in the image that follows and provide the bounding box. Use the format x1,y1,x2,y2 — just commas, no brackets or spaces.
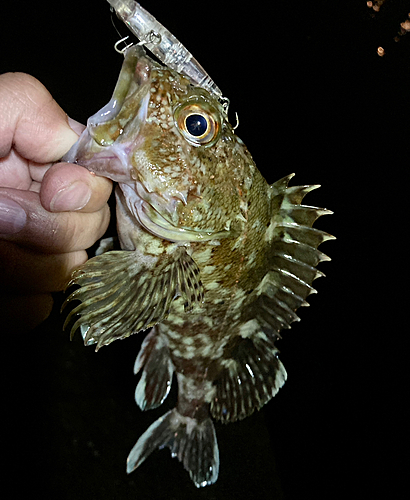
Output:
233,112,239,131
220,96,230,117
114,35,133,54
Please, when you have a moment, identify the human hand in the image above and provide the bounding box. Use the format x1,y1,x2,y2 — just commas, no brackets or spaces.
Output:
0,73,112,333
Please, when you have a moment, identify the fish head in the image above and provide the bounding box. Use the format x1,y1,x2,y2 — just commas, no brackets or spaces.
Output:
63,45,255,243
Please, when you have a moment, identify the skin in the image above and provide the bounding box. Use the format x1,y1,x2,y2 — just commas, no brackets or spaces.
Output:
0,73,112,333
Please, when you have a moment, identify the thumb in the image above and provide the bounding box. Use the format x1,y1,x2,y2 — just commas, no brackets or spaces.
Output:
0,187,110,253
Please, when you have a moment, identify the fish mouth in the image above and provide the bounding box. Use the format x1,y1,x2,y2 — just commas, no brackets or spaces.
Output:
121,182,230,243
61,45,152,180
138,201,219,242
86,45,151,141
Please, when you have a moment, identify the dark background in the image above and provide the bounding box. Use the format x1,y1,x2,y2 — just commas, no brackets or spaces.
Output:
1,1,408,498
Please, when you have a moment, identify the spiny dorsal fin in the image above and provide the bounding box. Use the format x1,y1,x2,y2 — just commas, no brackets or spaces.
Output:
253,174,335,336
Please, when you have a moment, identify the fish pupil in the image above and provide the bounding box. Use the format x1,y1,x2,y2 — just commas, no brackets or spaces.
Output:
185,114,207,136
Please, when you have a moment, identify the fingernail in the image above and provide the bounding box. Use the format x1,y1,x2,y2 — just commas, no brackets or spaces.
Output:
0,196,27,234
67,116,85,136
50,181,92,211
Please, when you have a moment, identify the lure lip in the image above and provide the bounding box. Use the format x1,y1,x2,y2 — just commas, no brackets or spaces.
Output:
107,0,135,19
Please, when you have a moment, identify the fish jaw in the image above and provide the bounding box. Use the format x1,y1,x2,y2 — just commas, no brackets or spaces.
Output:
120,182,231,243
61,44,151,183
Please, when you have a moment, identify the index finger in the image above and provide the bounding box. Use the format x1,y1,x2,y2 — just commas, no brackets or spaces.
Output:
0,72,78,163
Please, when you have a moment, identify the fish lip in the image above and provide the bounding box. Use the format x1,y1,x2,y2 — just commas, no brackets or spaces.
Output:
136,199,216,243
61,128,97,165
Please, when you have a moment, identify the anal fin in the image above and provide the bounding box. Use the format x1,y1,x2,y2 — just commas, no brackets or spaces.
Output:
134,328,174,410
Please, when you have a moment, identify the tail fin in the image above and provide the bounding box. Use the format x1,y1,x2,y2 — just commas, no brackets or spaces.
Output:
127,409,219,488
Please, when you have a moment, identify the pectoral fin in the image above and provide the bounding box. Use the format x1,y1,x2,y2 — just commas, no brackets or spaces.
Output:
62,247,203,349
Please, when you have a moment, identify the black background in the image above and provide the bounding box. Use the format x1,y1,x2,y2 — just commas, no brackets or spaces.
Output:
1,1,408,499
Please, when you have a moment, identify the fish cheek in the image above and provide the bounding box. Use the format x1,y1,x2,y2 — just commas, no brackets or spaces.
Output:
140,127,191,195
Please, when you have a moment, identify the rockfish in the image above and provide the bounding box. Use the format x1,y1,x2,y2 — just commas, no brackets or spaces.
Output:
62,43,333,487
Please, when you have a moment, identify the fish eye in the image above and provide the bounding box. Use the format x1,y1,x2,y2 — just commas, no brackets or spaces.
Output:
185,114,209,137
175,104,219,146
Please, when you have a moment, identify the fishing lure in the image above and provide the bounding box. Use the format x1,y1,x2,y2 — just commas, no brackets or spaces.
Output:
107,0,224,103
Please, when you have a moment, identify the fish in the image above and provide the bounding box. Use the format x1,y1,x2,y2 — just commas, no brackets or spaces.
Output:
61,42,334,487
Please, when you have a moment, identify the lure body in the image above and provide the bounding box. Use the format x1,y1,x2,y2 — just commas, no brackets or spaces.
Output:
107,0,223,100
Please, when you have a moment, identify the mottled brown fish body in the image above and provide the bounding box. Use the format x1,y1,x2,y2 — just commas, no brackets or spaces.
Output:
62,44,333,487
